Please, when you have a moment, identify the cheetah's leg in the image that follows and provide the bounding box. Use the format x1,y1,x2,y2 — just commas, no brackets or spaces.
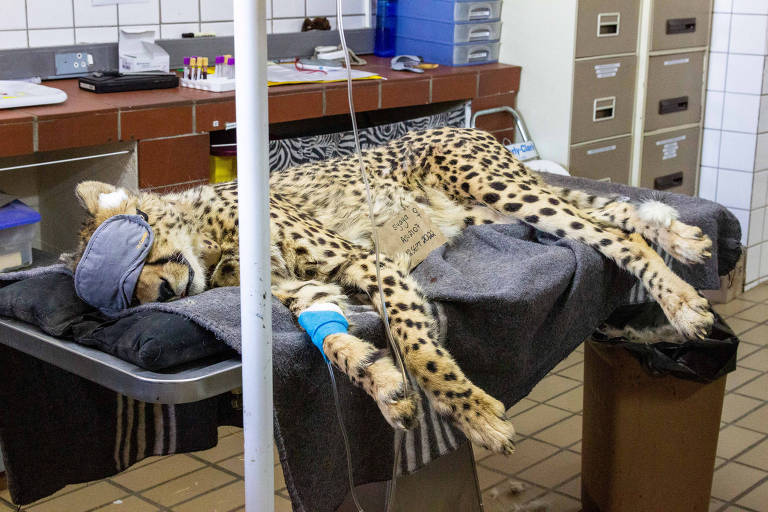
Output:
339,251,516,454
272,278,420,430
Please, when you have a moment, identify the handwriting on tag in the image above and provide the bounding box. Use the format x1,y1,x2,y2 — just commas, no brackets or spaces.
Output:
378,205,448,270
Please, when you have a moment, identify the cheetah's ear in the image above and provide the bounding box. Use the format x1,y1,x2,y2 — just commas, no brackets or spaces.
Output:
75,181,125,216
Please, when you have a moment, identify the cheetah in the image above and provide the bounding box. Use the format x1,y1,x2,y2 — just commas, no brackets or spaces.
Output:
69,127,714,454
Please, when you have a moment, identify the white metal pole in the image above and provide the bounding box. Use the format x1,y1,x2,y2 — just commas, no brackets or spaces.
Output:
233,0,274,511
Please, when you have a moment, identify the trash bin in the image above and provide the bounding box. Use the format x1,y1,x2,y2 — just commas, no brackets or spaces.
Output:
210,145,237,183
581,303,738,512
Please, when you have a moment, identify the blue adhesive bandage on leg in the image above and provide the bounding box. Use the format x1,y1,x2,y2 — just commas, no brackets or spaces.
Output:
297,303,349,362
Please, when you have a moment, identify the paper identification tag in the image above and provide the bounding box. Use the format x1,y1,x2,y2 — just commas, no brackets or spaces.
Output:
379,205,448,270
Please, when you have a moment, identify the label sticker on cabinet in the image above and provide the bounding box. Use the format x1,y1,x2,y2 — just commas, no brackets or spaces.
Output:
656,135,686,160
594,62,621,79
586,145,617,155
664,57,690,66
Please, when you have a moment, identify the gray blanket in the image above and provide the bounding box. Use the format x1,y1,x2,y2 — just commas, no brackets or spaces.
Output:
0,175,741,512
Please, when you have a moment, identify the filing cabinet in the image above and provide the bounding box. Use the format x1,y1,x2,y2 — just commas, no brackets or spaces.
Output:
500,0,711,193
571,55,636,144
651,0,711,51
640,127,700,196
570,136,632,183
645,51,705,131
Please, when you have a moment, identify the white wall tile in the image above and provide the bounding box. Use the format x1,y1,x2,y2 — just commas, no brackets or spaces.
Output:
705,91,724,129
273,0,305,18
753,170,768,207
715,0,733,12
119,25,160,39
0,0,27,30
74,0,117,27
160,22,199,39
342,0,368,14
726,54,765,94
720,131,757,170
702,129,722,167
718,169,755,208
729,14,768,55
307,0,337,17
764,56,768,94
0,31,27,50
272,18,305,33
746,243,761,282
28,28,74,47
699,166,719,201
723,92,761,132
749,207,765,245
76,26,118,44
729,207,751,245
119,1,160,25
711,13,732,53
708,53,728,91
757,132,768,170
27,0,73,29
760,95,768,133
764,207,768,239
201,0,233,21
733,0,768,15
334,14,367,29
200,22,234,37
160,0,199,23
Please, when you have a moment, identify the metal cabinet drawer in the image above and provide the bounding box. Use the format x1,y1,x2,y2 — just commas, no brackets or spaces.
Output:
575,0,641,58
569,136,632,184
644,51,704,132
652,0,711,51
640,126,700,196
571,55,636,144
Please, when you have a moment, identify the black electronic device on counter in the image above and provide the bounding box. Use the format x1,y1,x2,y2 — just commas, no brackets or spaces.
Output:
78,72,179,93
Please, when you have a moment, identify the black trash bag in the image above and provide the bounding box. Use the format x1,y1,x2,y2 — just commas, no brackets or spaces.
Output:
592,302,739,383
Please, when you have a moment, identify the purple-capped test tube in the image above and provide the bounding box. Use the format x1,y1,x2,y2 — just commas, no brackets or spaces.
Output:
183,56,190,79
227,57,235,79
215,55,225,77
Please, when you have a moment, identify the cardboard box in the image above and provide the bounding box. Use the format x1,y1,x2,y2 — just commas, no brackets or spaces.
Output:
581,341,725,512
702,250,745,304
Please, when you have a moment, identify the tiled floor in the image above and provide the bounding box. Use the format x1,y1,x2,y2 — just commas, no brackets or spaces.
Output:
1,284,767,512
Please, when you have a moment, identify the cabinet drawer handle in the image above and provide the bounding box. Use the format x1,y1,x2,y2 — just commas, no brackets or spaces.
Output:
659,96,689,115
667,18,696,34
468,49,490,62
469,7,492,20
654,172,683,190
597,12,620,37
469,28,492,41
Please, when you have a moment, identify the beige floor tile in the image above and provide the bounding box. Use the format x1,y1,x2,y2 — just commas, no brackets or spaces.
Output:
527,375,581,402
555,475,581,499
741,285,768,303
517,451,581,489
506,398,537,418
475,465,507,491
535,491,581,511
736,437,768,470
482,482,547,512
509,405,572,436
727,318,759,336
142,467,237,507
218,455,245,477
722,394,764,423
472,443,494,462
218,425,242,437
126,456,163,472
737,341,762,361
736,477,768,511
739,348,768,372
568,441,582,454
552,350,584,373
574,343,584,353
0,502,16,511
17,482,89,509
735,373,768,400
93,496,160,511
533,416,582,448
733,303,768,323
480,438,559,476
274,463,286,491
546,386,583,413
726,367,762,392
739,324,768,346
274,495,294,512
711,462,767,501
714,299,757,317
716,457,729,469
194,434,245,463
737,404,768,434
558,362,584,381
717,425,765,459
28,482,127,512
173,480,244,512
709,498,726,511
111,454,205,492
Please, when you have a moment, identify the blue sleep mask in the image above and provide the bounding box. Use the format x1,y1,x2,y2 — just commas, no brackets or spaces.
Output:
75,213,154,315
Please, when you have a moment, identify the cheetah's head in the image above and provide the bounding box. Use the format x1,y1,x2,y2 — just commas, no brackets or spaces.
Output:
69,181,211,305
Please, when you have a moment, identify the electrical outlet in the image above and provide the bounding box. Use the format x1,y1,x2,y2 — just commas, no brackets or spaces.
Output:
55,51,93,76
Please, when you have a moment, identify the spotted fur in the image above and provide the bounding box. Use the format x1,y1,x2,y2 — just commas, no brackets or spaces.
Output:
70,127,714,454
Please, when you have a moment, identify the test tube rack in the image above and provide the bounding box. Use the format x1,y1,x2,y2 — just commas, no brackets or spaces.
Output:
180,77,236,92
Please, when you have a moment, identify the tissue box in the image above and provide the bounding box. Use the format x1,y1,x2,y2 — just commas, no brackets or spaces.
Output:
0,198,41,272
119,29,169,74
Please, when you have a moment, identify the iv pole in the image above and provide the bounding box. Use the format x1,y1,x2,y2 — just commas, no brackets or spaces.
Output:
233,0,274,510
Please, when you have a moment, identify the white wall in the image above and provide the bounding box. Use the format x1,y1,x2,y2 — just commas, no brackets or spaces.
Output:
699,0,768,287
0,0,370,49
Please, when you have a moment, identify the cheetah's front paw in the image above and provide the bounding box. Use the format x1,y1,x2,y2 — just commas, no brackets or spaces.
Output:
376,387,420,430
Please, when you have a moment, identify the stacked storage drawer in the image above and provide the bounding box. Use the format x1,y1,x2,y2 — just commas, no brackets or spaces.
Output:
396,0,503,66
